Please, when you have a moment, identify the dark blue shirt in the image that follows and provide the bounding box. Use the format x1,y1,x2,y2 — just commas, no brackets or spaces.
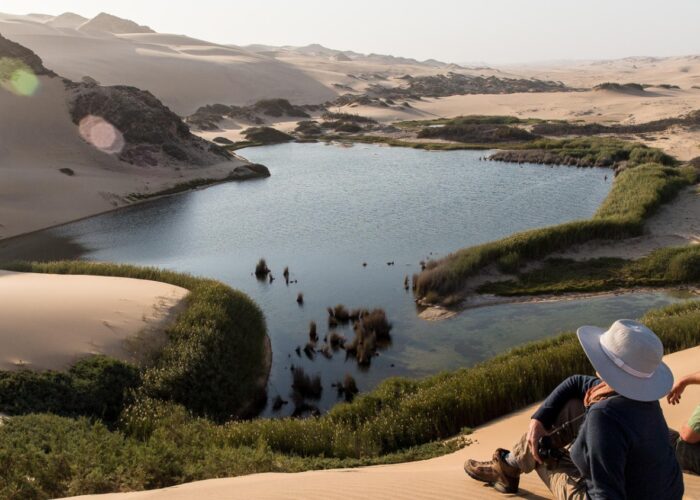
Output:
532,375,684,500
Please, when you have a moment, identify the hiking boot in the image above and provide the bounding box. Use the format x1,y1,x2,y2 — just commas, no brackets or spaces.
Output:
463,448,520,494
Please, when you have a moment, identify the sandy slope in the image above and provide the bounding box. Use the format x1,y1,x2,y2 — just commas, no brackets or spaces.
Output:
505,56,700,90
0,271,187,371
554,185,700,262
0,13,336,115
66,346,700,500
0,75,246,240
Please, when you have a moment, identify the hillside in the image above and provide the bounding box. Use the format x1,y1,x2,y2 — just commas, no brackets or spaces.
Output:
0,33,257,240
0,12,337,115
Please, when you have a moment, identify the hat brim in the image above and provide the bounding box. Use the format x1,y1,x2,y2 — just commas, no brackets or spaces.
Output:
577,325,674,402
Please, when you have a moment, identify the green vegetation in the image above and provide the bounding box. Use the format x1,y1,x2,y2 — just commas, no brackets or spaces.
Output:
322,134,497,150
490,137,677,168
1,262,268,421
417,118,537,143
480,246,700,296
3,298,700,498
416,163,697,300
0,356,139,423
396,115,529,129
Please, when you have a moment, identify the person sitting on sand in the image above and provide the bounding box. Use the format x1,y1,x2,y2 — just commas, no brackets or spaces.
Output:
464,319,684,499
667,370,700,474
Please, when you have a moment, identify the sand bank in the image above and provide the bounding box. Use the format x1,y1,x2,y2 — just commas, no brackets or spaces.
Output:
64,346,700,499
0,271,188,371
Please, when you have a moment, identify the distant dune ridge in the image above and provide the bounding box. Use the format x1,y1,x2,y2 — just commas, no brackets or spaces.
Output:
77,12,155,34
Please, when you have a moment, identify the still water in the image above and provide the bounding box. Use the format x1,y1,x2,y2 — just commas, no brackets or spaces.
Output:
42,142,686,415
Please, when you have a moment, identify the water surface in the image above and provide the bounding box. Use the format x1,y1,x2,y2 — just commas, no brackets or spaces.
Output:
36,142,668,415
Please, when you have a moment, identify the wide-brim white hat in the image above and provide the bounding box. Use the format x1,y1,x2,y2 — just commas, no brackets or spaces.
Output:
577,319,673,402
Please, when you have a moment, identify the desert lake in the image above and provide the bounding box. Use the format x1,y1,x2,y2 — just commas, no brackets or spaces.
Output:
29,142,691,414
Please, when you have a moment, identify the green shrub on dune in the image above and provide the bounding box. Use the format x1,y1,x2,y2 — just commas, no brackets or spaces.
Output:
1,262,268,421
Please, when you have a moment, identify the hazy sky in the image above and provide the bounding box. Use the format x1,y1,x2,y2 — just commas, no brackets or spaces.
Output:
2,0,700,64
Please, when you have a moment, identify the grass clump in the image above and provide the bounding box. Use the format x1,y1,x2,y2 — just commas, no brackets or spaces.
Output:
415,163,696,300
1,261,268,421
490,137,677,168
480,246,700,296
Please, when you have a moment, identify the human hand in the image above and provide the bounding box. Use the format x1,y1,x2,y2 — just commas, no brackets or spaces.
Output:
527,419,548,464
667,379,687,405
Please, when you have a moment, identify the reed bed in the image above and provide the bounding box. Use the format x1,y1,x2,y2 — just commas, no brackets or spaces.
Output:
415,163,697,300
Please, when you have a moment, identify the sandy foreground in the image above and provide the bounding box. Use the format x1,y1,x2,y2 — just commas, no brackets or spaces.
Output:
65,346,700,500
0,271,188,371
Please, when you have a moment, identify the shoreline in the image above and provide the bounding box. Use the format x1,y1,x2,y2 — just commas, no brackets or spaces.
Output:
0,163,269,262
419,286,700,322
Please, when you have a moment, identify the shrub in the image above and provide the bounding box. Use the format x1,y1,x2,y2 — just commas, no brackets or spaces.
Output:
2,262,268,421
291,367,322,402
255,258,270,278
0,356,139,423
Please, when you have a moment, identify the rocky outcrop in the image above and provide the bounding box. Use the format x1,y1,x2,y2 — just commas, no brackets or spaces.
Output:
67,82,231,166
242,126,294,144
186,99,321,131
365,73,575,100
0,33,56,77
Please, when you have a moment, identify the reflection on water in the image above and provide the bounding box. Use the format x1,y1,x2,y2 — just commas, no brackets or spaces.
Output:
34,142,660,415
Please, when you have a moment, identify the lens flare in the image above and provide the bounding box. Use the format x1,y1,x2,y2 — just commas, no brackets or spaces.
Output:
0,58,40,97
78,115,125,154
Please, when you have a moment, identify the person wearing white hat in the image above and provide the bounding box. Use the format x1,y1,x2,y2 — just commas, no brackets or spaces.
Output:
464,319,684,499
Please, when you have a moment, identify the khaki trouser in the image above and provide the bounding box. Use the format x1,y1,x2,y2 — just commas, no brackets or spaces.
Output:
511,399,588,500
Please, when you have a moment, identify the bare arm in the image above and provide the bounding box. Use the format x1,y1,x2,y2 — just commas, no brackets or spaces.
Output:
680,423,700,444
667,371,700,405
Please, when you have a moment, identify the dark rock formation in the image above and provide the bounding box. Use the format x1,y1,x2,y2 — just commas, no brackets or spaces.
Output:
67,83,231,166
186,99,320,131
242,126,294,144
252,98,310,118
0,33,56,77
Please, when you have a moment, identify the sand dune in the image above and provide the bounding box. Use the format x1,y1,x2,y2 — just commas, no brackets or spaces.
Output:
0,13,338,115
0,271,187,371
0,75,244,240
64,346,700,500
506,55,700,90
